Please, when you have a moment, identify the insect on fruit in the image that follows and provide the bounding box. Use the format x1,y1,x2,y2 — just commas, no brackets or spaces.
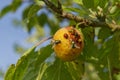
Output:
52,26,84,61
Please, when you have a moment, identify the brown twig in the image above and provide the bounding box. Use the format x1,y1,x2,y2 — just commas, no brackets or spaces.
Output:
42,0,120,31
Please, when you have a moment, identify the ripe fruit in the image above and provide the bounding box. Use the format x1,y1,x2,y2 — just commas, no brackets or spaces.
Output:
52,26,84,61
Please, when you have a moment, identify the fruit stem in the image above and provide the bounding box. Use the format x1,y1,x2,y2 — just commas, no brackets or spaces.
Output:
76,23,84,29
35,36,53,47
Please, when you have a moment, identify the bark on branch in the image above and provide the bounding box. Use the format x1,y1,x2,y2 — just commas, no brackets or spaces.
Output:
42,0,120,31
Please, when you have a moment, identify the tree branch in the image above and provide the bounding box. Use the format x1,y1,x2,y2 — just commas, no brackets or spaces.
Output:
42,0,120,31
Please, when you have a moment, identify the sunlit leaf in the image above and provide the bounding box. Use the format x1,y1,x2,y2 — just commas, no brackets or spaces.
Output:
12,46,36,80
97,0,108,8
94,0,99,7
73,0,83,5
4,45,53,80
65,61,84,80
63,7,86,16
82,0,94,8
22,45,53,80
41,58,73,80
114,73,120,80
36,63,49,80
4,46,36,80
84,63,101,80
109,8,120,21
4,64,15,80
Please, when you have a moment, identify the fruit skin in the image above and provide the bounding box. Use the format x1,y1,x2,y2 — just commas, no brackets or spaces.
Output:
52,26,84,61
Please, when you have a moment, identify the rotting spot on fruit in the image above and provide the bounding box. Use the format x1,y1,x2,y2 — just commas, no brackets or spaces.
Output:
75,33,80,38
64,33,68,39
68,29,75,35
52,26,84,61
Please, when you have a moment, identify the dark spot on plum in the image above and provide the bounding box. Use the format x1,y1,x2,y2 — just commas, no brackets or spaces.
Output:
64,33,68,39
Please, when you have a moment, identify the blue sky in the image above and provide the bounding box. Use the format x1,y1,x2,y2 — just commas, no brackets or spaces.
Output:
0,0,32,79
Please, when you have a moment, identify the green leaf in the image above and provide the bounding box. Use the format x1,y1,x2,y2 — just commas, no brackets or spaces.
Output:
73,0,83,5
108,31,120,68
4,46,36,80
27,5,40,19
12,46,36,80
37,13,48,26
22,45,53,80
97,0,108,8
94,0,99,7
0,0,22,18
97,31,120,79
4,45,53,80
11,0,22,11
36,63,49,80
65,61,84,80
82,0,94,8
63,7,86,16
98,27,112,41
22,5,32,20
26,17,37,33
114,73,120,80
22,4,40,33
37,45,53,63
93,57,110,80
0,5,12,18
41,58,73,80
110,8,120,21
4,64,15,80
82,27,97,61
98,31,120,65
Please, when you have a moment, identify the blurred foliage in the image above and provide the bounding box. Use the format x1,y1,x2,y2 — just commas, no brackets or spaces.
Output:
14,43,27,55
0,69,4,78
0,0,120,80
